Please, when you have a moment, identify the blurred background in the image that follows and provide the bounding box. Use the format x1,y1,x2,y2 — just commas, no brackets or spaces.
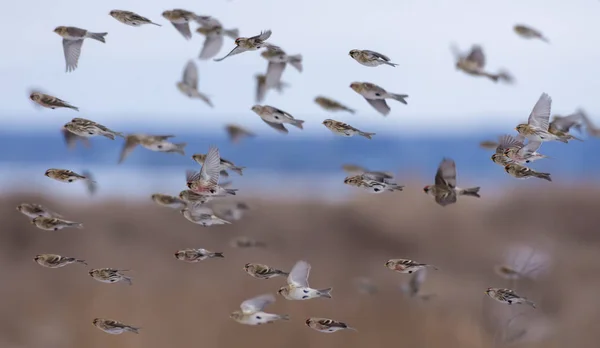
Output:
1,0,600,347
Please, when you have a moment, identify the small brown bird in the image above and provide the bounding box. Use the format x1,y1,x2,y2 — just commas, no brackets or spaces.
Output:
314,96,355,114
120,134,186,163
485,288,536,308
162,9,198,40
89,268,133,285
225,124,255,144
349,49,397,67
344,172,404,193
178,190,219,205
243,263,289,279
322,119,375,139
16,203,62,219
44,168,93,186
450,44,513,83
504,163,552,181
174,248,224,262
251,105,305,134
92,318,140,334
516,93,568,143
53,26,107,72
186,146,231,195
305,318,357,333
109,10,161,27
180,204,231,227
177,60,213,107
34,254,87,268
31,217,83,231
385,259,438,274
29,91,78,111
490,134,524,167
64,117,124,140
44,168,94,184
214,30,274,62
423,158,480,206
349,82,408,116
151,193,187,209
514,25,549,43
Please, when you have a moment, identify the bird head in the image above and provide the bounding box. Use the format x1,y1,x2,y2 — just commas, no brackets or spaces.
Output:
322,119,333,127
243,263,251,272
250,105,262,114
348,49,359,58
53,26,65,35
92,318,100,326
192,154,206,162
277,286,286,295
504,164,512,173
29,93,40,101
234,37,242,45
349,82,361,92
485,288,495,296
33,255,40,262
44,170,51,177
305,318,312,326
515,124,527,133
109,10,117,17
422,185,431,193
161,10,171,18
174,251,184,259
30,218,38,225
16,204,23,212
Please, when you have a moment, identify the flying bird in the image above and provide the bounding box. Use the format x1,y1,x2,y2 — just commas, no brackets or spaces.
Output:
349,82,408,116
305,318,357,333
423,158,480,206
261,46,303,89
119,134,186,163
109,10,161,27
322,119,375,139
450,44,513,83
162,9,198,40
348,49,397,67
278,260,333,300
53,26,107,72
229,293,289,325
314,96,355,114
225,124,255,144
196,18,239,60
214,30,274,62
89,268,133,285
516,93,568,143
176,60,213,107
92,318,140,334
63,118,124,140
385,259,438,274
251,105,305,134
485,288,536,308
29,91,78,111
255,74,289,103
514,25,549,43
34,254,87,268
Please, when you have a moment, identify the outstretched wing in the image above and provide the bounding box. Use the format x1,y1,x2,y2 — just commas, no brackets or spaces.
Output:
287,260,310,287
527,93,552,130
182,60,198,88
362,49,391,61
434,158,456,188
466,45,486,68
197,145,221,186
213,46,246,62
240,293,275,314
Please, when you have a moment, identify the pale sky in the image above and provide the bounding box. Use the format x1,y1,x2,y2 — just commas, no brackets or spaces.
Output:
2,0,600,133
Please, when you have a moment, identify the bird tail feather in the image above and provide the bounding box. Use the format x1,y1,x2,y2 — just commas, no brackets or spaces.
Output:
390,94,408,104
87,32,107,43
318,288,333,299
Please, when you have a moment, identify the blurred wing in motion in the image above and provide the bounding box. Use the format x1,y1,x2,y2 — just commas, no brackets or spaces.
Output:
255,74,267,103
63,39,83,72
199,32,224,60
213,46,246,62
82,170,97,196
496,134,524,153
118,136,140,164
504,244,552,280
434,158,457,188
264,62,286,89
261,119,289,134
182,60,198,88
362,49,391,61
287,260,310,287
240,293,275,314
62,128,90,149
365,98,390,116
251,29,272,42
171,22,192,40
449,43,462,61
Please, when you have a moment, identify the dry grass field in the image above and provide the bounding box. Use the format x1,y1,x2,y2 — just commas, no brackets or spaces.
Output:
1,185,600,348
